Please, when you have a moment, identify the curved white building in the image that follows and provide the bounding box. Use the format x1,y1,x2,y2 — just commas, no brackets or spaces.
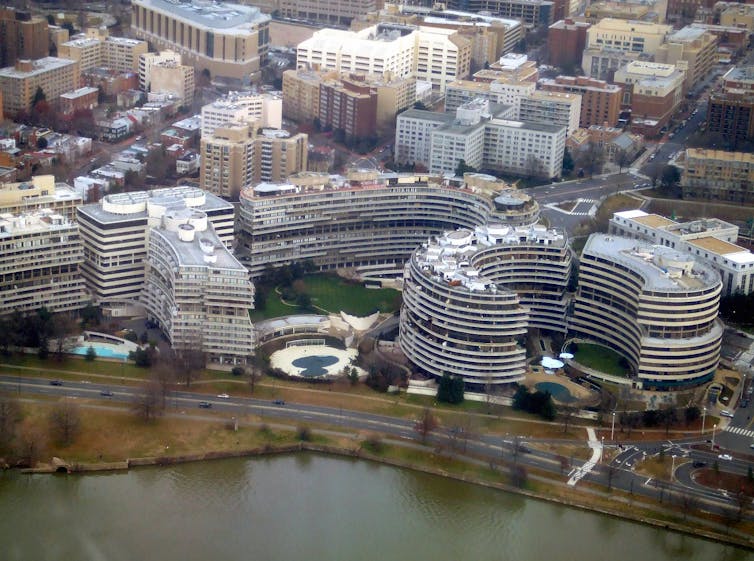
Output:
569,234,723,390
142,208,255,366
236,170,540,280
399,224,572,387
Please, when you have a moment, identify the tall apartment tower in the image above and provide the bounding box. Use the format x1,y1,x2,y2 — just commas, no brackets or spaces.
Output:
0,8,49,68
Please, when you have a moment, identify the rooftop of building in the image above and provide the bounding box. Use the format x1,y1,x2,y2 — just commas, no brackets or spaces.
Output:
0,176,80,205
152,217,242,270
172,115,202,131
398,108,454,123
489,118,565,133
133,0,270,31
105,36,146,46
618,60,679,77
550,18,591,29
523,90,581,102
585,233,720,291
0,208,73,236
399,5,522,28
723,65,754,83
61,37,101,48
686,148,754,163
630,212,676,229
539,75,622,92
668,25,711,43
589,17,673,32
60,87,99,99
78,185,232,224
0,57,76,78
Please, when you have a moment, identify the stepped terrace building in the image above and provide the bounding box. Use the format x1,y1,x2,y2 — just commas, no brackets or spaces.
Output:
142,206,254,366
0,175,82,220
77,187,234,308
400,223,572,387
236,170,540,280
131,0,271,84
0,209,89,316
569,234,723,390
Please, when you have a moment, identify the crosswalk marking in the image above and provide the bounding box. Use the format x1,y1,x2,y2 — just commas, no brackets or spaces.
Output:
723,425,754,438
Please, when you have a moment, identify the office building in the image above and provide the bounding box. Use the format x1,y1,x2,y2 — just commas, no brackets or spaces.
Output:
59,38,103,74
655,27,717,92
200,123,308,198
720,3,754,31
445,77,536,113
610,209,754,296
706,66,754,143
201,91,282,136
569,234,722,390
102,36,149,73
613,61,685,133
0,58,79,117
539,75,622,128
396,99,566,178
547,19,591,69
280,0,383,26
0,8,48,69
0,209,90,316
149,60,195,106
681,148,754,205
518,91,581,136
296,24,471,91
0,175,82,220
142,203,254,366
76,187,235,305
139,50,181,91
236,170,540,279
131,0,271,84
445,0,555,27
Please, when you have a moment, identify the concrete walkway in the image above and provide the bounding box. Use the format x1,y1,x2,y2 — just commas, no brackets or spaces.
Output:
567,427,602,486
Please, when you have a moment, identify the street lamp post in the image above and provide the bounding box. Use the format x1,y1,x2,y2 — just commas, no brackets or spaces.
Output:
701,406,706,436
711,423,717,450
671,455,677,482
611,411,616,441
601,436,605,463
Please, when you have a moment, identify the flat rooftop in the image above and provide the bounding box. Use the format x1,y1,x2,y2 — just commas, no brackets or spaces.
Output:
689,237,754,264
632,213,676,229
133,0,269,31
0,57,75,78
585,234,719,292
153,221,242,270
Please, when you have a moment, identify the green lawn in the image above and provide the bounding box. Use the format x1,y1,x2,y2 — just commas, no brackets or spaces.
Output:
252,274,401,320
573,343,629,377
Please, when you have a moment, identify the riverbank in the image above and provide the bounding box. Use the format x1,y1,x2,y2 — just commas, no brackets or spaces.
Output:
18,432,754,552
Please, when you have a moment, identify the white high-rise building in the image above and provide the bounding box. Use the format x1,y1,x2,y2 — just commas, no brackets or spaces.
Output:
201,91,282,136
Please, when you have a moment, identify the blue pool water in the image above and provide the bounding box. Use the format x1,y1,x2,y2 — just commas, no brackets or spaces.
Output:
71,345,130,360
291,355,339,377
535,381,576,403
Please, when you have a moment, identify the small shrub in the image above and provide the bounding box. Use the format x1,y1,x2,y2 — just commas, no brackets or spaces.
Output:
297,426,312,441
362,435,384,454
231,366,245,377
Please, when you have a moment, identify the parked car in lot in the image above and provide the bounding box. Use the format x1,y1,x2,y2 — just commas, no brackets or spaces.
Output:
198,401,212,409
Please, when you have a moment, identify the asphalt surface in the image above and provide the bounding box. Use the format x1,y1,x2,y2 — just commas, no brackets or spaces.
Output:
4,374,753,522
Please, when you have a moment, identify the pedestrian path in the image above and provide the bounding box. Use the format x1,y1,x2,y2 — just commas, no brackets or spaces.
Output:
567,427,601,486
723,425,754,438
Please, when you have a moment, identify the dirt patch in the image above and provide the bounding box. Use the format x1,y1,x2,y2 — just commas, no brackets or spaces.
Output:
694,468,754,496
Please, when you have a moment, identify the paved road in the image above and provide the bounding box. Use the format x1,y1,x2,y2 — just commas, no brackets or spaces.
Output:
4,374,753,523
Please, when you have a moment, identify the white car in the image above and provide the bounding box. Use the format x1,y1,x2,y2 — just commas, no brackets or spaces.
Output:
720,410,734,418
718,454,733,461
217,393,230,399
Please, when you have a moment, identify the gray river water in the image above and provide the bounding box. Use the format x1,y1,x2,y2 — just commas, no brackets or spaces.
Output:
0,453,750,561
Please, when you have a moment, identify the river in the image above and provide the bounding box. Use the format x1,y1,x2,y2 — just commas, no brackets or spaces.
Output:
0,453,750,561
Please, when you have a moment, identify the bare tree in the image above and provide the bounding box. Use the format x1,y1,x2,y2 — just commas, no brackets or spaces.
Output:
560,405,576,434
17,427,47,468
510,464,528,488
679,492,699,520
414,407,438,444
51,313,78,361
575,142,606,178
48,401,81,447
133,380,163,422
174,345,206,389
614,148,633,173
525,154,545,179
151,362,175,410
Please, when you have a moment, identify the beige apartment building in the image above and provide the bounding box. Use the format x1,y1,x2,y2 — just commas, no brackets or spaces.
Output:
201,91,282,135
720,4,754,31
149,60,195,106
614,61,685,130
59,32,148,75
518,91,582,136
0,58,79,117
655,26,717,91
0,209,90,316
0,176,82,220
131,0,271,84
59,38,103,74
139,50,181,91
200,123,308,198
281,0,384,26
682,148,754,204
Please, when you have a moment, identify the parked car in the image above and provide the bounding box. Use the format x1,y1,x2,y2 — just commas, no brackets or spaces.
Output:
49,380,63,386
720,410,734,418
198,401,212,409
217,393,230,399
272,399,285,405
100,390,114,397
718,454,733,461
692,460,706,468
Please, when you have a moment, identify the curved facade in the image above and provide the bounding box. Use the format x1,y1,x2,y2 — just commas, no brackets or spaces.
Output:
142,210,255,366
399,224,571,387
568,234,722,390
236,170,539,279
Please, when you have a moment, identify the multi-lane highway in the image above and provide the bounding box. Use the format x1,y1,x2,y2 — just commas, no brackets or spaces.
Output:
3,374,752,523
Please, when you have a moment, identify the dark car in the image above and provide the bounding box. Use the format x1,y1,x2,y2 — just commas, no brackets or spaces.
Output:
692,461,706,468
273,399,285,405
49,380,63,386
100,390,114,397
198,401,212,409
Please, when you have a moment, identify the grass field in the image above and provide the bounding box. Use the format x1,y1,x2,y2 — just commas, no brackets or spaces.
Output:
253,274,400,320
574,343,629,377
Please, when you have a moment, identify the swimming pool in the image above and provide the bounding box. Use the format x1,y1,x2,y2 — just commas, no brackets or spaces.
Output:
535,381,577,403
71,345,130,360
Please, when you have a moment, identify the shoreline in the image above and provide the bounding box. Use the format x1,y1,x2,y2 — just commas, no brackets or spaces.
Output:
18,442,754,552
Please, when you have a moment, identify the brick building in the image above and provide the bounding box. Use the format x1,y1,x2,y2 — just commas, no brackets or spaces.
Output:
547,19,590,70
539,75,622,128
